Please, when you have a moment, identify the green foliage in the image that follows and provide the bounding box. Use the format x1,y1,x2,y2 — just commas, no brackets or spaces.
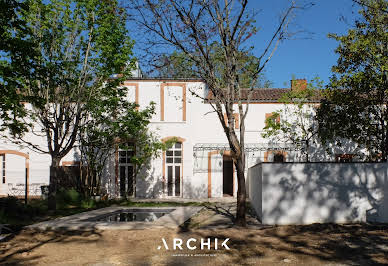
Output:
9,0,134,144
155,45,273,88
317,0,388,161
56,188,81,207
80,198,96,209
0,197,45,228
262,77,323,161
2,0,135,209
0,0,36,134
79,95,166,196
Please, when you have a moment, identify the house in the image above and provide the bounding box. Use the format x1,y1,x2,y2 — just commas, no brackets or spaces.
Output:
0,78,358,199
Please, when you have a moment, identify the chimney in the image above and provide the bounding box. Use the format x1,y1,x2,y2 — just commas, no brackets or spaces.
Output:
291,79,307,91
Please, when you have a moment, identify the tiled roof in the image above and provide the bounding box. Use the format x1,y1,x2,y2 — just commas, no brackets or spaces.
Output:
242,88,291,102
207,88,322,103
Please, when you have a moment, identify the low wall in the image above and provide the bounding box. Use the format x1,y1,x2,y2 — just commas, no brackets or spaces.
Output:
248,162,388,225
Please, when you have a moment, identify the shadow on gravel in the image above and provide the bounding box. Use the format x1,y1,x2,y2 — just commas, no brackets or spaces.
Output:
0,229,102,265
183,223,388,265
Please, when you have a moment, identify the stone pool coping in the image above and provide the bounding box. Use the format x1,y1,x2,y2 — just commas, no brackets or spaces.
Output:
27,206,203,231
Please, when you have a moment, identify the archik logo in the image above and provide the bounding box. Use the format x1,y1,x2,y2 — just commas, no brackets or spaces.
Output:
157,238,230,250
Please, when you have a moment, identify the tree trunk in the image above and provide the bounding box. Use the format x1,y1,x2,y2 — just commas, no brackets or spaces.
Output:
234,157,246,226
305,140,310,162
48,157,61,210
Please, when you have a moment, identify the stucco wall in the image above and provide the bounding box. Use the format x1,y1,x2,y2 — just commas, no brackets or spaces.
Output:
247,163,262,221
248,162,388,224
0,80,369,199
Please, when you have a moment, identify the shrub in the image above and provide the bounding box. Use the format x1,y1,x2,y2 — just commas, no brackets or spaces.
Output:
80,198,96,209
56,188,81,207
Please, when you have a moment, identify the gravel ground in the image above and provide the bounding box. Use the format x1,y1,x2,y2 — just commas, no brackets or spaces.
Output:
1,204,387,266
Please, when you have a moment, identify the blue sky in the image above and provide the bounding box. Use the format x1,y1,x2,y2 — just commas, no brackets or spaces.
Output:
246,0,360,88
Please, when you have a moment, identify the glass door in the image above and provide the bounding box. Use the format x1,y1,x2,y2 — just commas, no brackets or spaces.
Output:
166,142,182,196
119,144,134,197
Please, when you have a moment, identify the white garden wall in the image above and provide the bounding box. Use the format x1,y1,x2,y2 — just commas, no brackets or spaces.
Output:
248,162,388,224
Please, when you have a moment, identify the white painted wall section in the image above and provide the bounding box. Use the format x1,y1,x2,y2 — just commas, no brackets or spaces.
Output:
248,162,388,224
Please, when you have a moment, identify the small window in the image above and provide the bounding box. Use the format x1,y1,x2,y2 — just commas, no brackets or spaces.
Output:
223,113,239,129
274,153,285,162
335,154,354,162
119,143,135,164
265,150,287,162
265,113,280,127
166,142,183,165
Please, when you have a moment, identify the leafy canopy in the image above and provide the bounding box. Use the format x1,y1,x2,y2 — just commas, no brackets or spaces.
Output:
317,0,388,161
154,45,273,88
262,77,323,161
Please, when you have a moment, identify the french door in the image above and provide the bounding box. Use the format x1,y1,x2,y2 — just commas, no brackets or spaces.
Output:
119,145,134,197
166,142,182,197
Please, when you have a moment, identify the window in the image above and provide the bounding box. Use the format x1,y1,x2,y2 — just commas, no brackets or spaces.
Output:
335,154,354,162
264,150,287,162
223,113,239,129
161,83,186,122
0,155,4,184
273,153,285,162
265,113,280,127
165,142,182,196
118,143,135,197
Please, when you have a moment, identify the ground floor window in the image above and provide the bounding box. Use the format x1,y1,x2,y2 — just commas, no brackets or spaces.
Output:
0,154,4,184
264,150,287,162
335,154,354,162
118,144,135,197
166,142,182,196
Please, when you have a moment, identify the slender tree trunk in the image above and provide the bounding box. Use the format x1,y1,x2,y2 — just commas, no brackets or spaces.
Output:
305,140,310,162
235,157,246,226
48,156,61,210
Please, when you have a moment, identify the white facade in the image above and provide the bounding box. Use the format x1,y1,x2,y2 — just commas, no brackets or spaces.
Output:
0,79,357,199
248,162,388,224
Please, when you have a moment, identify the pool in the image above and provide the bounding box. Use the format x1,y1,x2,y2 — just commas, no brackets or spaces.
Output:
28,206,203,230
94,208,176,222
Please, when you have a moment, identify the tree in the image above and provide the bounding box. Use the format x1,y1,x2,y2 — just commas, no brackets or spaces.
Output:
79,98,166,198
0,0,36,134
130,0,299,226
317,0,388,161
153,48,273,88
8,0,134,209
262,78,323,162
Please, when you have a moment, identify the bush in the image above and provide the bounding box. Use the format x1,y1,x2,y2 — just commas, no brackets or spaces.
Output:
0,197,45,226
80,198,96,209
56,188,81,207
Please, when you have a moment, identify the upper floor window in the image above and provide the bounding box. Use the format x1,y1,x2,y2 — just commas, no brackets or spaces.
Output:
161,83,186,122
123,82,139,105
223,113,239,129
265,112,280,127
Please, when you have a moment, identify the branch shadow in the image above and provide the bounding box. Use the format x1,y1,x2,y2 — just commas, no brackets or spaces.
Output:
0,229,102,265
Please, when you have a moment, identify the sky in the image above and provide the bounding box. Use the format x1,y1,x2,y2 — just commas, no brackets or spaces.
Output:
132,0,362,88
245,0,361,88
